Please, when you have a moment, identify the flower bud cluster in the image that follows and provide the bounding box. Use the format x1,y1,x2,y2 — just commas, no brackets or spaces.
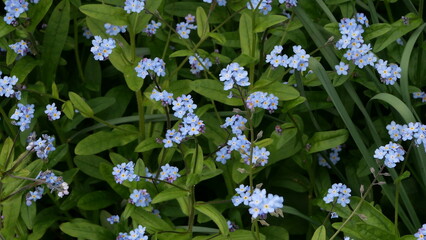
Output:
0,73,21,100
323,183,351,207
26,132,56,159
232,185,284,219
104,23,127,36
90,36,116,61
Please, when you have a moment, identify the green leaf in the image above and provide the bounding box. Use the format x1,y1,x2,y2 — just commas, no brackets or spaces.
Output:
27,0,53,33
0,19,15,38
239,12,253,57
10,57,39,84
191,145,204,175
369,93,416,123
169,50,194,58
195,203,229,236
28,207,60,240
152,187,188,204
260,226,289,240
254,15,287,33
311,225,326,240
62,100,75,119
208,33,226,44
74,155,110,180
0,137,14,170
60,220,114,240
363,23,392,41
84,55,102,92
75,125,138,155
131,208,174,233
307,129,349,153
21,198,36,230
196,7,209,38
41,0,70,86
77,191,117,210
190,79,242,106
252,80,300,101
394,171,411,184
79,4,129,25
135,137,163,152
68,92,94,117
373,13,422,52
1,195,22,238
99,163,129,198
123,64,143,91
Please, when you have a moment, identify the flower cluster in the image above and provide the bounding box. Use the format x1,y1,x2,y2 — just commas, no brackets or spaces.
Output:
26,186,44,206
104,23,127,36
266,45,310,72
36,170,70,198
247,0,272,15
135,57,166,79
232,185,284,219
219,62,250,90
374,142,405,168
90,36,116,61
246,91,279,113
387,121,426,148
82,27,93,39
117,225,148,240
335,14,401,85
203,0,227,6
413,92,426,102
11,103,35,132
26,132,56,159
279,0,297,8
9,40,31,57
0,74,21,99
123,0,144,13
129,189,151,207
189,54,212,75
150,89,174,106
45,103,61,121
143,20,162,36
415,224,426,240
106,215,120,224
318,145,342,168
112,161,140,184
221,114,247,135
158,164,181,183
176,14,197,39
4,0,39,25
323,183,351,207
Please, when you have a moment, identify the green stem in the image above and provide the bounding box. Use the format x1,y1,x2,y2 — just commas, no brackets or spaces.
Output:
384,0,394,22
3,151,32,176
73,13,85,82
187,185,196,234
136,89,145,141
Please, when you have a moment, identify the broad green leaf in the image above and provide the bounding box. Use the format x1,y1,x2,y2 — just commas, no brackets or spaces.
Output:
0,19,15,38
195,203,229,236
135,137,163,152
307,129,349,153
196,7,209,38
99,163,129,198
74,125,138,155
239,12,253,56
252,80,300,101
190,79,242,106
369,93,416,123
374,13,422,52
193,230,265,240
79,4,128,25
169,50,194,58
21,198,36,230
332,221,394,240
28,207,60,240
394,171,411,184
311,225,326,240
191,145,204,175
260,226,289,240
41,0,70,86
74,155,110,180
60,220,114,240
0,137,14,170
1,195,22,238
152,187,189,204
254,15,287,33
123,64,143,91
363,23,392,41
77,191,117,210
84,56,102,92
10,57,39,83
324,22,339,36
27,0,53,33
62,100,75,119
208,33,226,44
131,208,174,233
109,152,129,165
68,92,94,117
268,127,300,164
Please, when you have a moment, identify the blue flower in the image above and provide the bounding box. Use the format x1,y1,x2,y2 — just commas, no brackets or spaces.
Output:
36,170,69,197
335,62,349,75
26,186,44,206
9,40,30,56
11,103,35,132
323,183,351,207
45,103,61,121
106,215,120,224
117,225,148,240
104,23,127,36
135,57,166,79
143,20,161,36
123,0,144,13
159,164,181,183
112,161,140,184
90,36,116,61
129,189,151,207
414,224,426,240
